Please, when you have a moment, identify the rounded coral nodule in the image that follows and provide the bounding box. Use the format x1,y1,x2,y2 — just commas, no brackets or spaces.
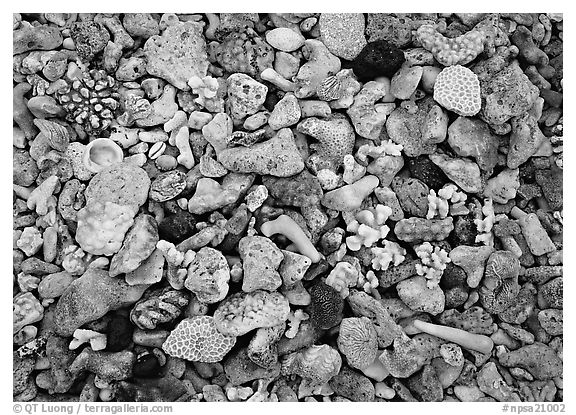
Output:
336,317,378,370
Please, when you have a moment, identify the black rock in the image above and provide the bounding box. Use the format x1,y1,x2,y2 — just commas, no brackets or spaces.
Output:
133,354,161,378
106,314,133,352
352,40,406,81
309,281,344,330
158,211,197,243
407,156,449,190
448,216,477,246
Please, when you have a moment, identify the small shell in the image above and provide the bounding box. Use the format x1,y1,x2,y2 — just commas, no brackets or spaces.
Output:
33,119,70,152
316,76,342,101
148,142,166,160
149,170,186,202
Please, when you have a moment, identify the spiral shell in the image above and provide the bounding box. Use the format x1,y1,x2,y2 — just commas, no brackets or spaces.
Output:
281,344,342,385
336,317,378,370
316,75,343,101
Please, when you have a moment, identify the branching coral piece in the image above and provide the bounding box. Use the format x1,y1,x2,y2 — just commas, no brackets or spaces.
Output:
70,329,107,351
325,262,359,299
162,316,236,362
474,198,495,246
260,215,322,263
281,344,342,386
414,242,451,289
357,270,380,297
345,204,393,251
356,140,403,164
213,290,290,336
416,25,485,66
427,183,468,219
285,309,310,339
75,201,135,256
337,317,378,370
370,240,406,271
187,75,224,112
413,319,494,355
433,65,481,116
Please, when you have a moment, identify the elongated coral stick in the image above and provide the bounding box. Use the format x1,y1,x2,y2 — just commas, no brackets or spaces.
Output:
260,215,323,263
413,319,494,355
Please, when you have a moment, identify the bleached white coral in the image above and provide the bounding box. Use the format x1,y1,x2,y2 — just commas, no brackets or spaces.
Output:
316,169,342,190
356,140,403,164
156,240,185,266
414,242,451,289
342,154,367,184
370,240,406,271
285,309,310,339
188,75,222,111
427,183,468,219
325,261,359,298
346,205,393,251
357,270,379,293
474,198,495,246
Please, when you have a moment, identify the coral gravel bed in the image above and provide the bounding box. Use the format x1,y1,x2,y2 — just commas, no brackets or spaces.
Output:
13,12,563,403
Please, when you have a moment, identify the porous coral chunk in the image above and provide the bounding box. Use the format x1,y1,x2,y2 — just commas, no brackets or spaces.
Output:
238,236,283,292
75,201,135,256
297,114,355,171
162,316,236,362
416,24,485,66
213,290,290,336
433,65,481,117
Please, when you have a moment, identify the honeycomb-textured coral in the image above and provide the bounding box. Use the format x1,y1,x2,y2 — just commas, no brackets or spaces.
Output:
309,281,344,330
345,204,393,251
213,290,290,336
297,114,355,171
162,316,236,362
336,317,378,370
75,201,135,256
215,28,274,79
479,251,520,314
316,75,342,101
394,217,454,243
433,65,481,117
54,68,120,134
281,344,342,385
130,287,190,330
416,24,485,66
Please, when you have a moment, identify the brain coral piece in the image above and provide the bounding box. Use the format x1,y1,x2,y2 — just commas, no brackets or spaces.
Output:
163,316,236,362
370,240,406,271
281,344,342,385
309,281,344,330
337,317,378,370
414,242,451,289
130,287,190,330
297,114,356,171
213,290,290,337
54,67,120,135
75,201,135,256
13,292,44,333
184,247,230,304
325,262,359,299
346,205,393,251
215,28,274,79
394,217,454,243
433,65,481,117
416,24,485,66
479,250,520,314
